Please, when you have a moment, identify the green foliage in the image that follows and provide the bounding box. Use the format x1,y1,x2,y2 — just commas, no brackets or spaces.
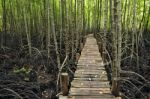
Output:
13,66,32,81
0,0,2,30
14,67,31,74
0,0,149,32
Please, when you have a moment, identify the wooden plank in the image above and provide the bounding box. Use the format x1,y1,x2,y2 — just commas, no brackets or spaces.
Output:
70,88,111,94
78,59,103,63
74,71,107,77
80,51,100,53
75,70,106,74
81,50,100,52
81,53,100,55
70,91,111,96
74,72,106,75
79,57,102,60
71,81,110,88
77,63,103,66
69,94,115,98
77,63,104,66
75,69,104,72
74,74,107,79
81,49,99,51
82,46,98,47
72,80,109,84
74,75,107,80
74,72,107,76
77,66,105,70
77,67,105,70
68,96,115,99
80,55,101,57
73,77,108,81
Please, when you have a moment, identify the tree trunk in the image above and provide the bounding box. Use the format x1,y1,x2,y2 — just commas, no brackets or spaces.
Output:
47,0,51,58
24,7,32,57
1,0,7,48
103,0,108,62
50,0,61,68
111,0,121,96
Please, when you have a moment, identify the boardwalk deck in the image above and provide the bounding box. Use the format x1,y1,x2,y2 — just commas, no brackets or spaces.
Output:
60,34,120,99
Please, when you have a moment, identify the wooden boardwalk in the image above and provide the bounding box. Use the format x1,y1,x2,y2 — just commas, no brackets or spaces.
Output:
68,34,117,99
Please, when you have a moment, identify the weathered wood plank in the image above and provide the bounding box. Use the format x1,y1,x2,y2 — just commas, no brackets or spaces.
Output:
68,96,116,99
69,94,115,98
79,57,102,60
77,63,104,66
74,75,108,80
74,72,107,78
77,64,104,67
73,77,108,81
70,88,111,94
75,70,106,74
77,66,105,70
71,81,110,88
78,59,103,63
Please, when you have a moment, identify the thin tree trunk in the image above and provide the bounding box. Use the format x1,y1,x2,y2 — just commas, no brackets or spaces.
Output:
131,0,137,71
24,8,32,57
103,0,108,62
109,0,112,31
82,0,85,36
111,0,121,96
1,0,7,48
59,0,63,51
47,0,51,58
70,0,75,60
50,0,61,68
117,0,122,75
65,0,69,55
111,0,118,95
99,0,102,30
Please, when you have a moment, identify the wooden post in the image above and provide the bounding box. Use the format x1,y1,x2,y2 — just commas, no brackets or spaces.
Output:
76,53,80,62
80,43,84,50
97,42,106,62
111,79,120,97
102,51,107,63
61,73,69,96
83,36,86,45
97,42,103,54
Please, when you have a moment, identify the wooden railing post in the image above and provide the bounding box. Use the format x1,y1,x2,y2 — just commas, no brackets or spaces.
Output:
83,36,86,45
76,53,80,62
80,43,84,50
111,78,120,96
97,42,103,55
61,73,69,96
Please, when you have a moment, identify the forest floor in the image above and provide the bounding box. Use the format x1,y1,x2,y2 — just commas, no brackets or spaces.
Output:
0,33,75,99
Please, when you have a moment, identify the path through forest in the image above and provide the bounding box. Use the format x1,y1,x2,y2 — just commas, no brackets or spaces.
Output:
60,34,121,99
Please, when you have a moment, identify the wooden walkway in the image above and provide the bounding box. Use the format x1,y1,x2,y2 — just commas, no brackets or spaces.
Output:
68,34,117,99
